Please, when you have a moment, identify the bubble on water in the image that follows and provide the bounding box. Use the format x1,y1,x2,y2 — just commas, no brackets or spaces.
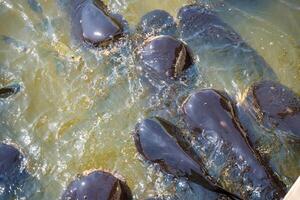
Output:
251,186,262,199
29,144,40,158
48,122,58,132
0,184,5,195
74,130,88,157
57,160,67,173
2,1,13,9
101,113,112,123
176,178,189,192
20,129,31,145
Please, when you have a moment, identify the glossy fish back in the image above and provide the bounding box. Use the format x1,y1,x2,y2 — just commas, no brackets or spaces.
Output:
0,143,32,199
182,89,286,199
136,35,193,79
62,170,132,200
246,80,300,138
134,117,241,199
70,0,125,46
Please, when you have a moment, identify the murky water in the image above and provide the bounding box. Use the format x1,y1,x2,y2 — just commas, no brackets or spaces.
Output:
0,0,299,199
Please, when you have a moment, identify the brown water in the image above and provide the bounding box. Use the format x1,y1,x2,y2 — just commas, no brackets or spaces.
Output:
0,0,299,199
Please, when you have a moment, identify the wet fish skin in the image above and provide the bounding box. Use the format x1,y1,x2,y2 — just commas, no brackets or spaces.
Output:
0,143,24,178
134,117,241,200
182,89,286,199
137,35,193,80
70,0,126,46
245,80,300,139
61,170,132,200
137,9,178,37
0,143,31,199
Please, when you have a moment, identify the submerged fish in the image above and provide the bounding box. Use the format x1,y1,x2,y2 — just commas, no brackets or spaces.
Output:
177,4,277,96
137,9,178,37
1,35,28,52
182,89,286,199
28,0,43,14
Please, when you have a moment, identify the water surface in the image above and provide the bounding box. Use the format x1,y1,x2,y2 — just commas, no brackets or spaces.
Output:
0,0,299,199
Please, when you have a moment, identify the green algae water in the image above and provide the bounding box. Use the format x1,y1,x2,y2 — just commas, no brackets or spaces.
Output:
0,0,299,199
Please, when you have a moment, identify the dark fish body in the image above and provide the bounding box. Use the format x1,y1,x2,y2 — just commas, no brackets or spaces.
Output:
0,143,24,177
134,11,197,121
182,89,286,199
137,10,178,37
28,0,43,14
134,35,196,125
177,4,276,95
1,35,28,52
136,10,193,80
245,80,300,139
70,0,125,46
61,170,132,200
134,117,241,199
134,10,195,109
0,143,30,199
0,84,20,98
136,35,193,79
